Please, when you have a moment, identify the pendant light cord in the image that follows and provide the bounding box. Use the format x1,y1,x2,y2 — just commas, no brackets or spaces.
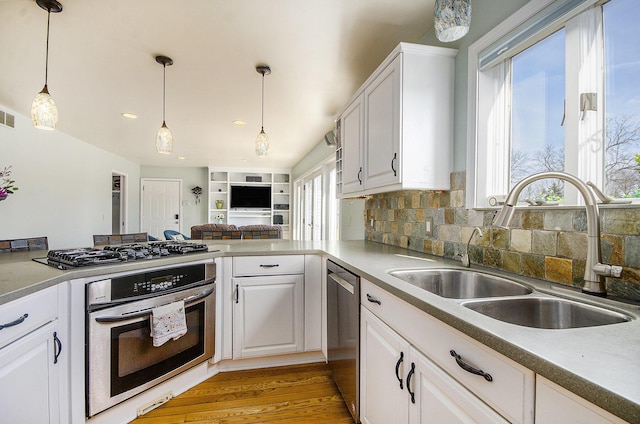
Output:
260,72,265,131
44,9,51,86
162,63,166,124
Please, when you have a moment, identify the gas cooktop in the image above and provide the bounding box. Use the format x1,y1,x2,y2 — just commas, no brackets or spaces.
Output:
34,241,211,269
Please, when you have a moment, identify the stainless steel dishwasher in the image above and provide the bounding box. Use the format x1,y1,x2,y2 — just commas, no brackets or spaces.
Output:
327,259,360,423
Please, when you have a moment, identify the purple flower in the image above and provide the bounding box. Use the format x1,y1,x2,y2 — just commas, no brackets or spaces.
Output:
0,188,7,199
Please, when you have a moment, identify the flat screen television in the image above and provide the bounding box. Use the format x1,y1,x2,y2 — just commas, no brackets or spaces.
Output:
230,185,271,209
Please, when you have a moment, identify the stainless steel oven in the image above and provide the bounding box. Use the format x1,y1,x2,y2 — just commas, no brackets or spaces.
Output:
86,262,215,417
327,259,360,423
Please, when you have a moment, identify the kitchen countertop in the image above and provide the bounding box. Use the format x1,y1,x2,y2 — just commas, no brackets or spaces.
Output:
1,239,638,422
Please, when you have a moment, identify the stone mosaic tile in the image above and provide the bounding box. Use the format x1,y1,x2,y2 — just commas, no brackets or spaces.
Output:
438,225,461,243
484,248,501,268
469,245,484,265
545,256,573,284
624,236,640,268
502,250,522,274
600,234,624,264
444,208,455,224
543,210,573,231
491,227,510,249
450,190,465,208
532,231,557,256
557,232,588,259
602,208,640,235
573,210,587,232
571,259,586,287
520,210,544,230
522,254,546,279
510,229,532,253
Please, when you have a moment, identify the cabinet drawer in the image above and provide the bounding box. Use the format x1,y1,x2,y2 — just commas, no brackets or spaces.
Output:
0,286,58,350
361,279,534,424
233,255,304,277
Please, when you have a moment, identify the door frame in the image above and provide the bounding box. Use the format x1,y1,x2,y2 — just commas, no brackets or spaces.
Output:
140,178,183,235
112,170,128,234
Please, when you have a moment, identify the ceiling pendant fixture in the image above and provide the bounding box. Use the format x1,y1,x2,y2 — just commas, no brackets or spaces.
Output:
255,65,271,158
31,0,63,130
155,55,174,154
434,0,471,43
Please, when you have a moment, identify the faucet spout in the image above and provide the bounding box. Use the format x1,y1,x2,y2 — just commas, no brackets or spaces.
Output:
461,227,483,267
492,171,607,296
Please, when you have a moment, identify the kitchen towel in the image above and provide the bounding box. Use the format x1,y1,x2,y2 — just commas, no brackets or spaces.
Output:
151,300,187,347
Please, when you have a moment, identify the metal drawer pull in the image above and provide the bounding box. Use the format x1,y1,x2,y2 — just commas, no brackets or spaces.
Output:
450,350,493,382
358,167,363,184
366,294,381,305
0,313,28,330
406,362,416,404
235,284,239,304
391,153,397,176
259,264,279,268
395,351,404,389
53,331,62,364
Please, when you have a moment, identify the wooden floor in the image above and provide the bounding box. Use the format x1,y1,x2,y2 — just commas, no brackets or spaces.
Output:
129,363,355,424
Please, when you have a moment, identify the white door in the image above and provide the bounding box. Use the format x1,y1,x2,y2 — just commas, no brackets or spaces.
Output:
141,179,181,240
360,307,410,424
232,274,304,359
0,321,60,424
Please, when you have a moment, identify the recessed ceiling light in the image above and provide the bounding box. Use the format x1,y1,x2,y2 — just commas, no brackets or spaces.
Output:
233,120,246,126
122,112,138,119
177,156,186,160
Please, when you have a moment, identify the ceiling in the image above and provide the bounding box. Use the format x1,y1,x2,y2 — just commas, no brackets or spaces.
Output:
0,0,436,169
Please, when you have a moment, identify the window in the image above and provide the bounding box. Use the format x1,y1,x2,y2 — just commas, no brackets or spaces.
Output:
293,156,339,240
468,0,640,207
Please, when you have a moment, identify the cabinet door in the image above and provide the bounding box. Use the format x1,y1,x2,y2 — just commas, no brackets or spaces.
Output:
408,346,509,424
361,307,410,424
364,54,401,190
0,320,60,424
233,274,304,358
341,95,364,195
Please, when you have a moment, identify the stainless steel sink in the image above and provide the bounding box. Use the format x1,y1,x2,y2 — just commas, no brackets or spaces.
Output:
387,269,532,299
462,297,631,329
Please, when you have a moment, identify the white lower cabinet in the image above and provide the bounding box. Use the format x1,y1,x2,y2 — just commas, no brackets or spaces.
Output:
0,319,61,424
232,274,304,358
535,376,627,424
361,278,535,423
361,307,508,424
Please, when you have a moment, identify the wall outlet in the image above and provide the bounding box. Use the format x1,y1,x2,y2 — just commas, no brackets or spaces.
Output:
425,217,433,236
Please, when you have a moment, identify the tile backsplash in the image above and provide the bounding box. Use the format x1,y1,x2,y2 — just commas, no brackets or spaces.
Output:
365,171,640,301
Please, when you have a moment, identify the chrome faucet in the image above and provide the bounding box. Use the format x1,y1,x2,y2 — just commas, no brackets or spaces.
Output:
492,171,622,296
460,227,483,267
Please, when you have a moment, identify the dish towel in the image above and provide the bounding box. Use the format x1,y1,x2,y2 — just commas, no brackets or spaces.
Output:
151,300,187,347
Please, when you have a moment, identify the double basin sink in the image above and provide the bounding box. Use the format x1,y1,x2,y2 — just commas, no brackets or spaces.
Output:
387,268,631,329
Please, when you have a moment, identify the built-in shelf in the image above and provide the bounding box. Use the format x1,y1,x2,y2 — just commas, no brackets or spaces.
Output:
208,168,291,238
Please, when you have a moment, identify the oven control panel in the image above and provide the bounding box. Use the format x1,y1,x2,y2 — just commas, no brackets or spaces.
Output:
87,263,214,308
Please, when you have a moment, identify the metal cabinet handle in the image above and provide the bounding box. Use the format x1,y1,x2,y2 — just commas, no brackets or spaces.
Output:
366,293,381,305
235,284,239,304
395,351,404,389
53,331,62,364
0,313,28,330
259,264,279,268
406,362,416,404
391,153,397,177
358,167,363,184
450,350,493,382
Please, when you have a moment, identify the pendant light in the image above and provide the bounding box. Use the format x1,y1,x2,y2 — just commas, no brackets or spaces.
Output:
155,55,174,154
255,65,271,158
31,0,63,130
434,0,471,43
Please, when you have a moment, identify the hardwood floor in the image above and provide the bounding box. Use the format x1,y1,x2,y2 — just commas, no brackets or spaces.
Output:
129,363,355,424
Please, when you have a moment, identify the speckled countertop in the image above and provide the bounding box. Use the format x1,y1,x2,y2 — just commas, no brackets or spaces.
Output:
1,240,638,423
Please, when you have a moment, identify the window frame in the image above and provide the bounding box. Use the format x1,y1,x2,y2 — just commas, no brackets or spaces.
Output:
466,0,615,208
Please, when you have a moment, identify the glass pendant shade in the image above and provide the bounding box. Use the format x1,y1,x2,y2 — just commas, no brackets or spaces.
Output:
156,122,173,154
434,0,471,42
31,85,58,130
255,128,270,157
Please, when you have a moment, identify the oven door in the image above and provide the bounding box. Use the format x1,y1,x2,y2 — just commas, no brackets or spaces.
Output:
87,283,215,417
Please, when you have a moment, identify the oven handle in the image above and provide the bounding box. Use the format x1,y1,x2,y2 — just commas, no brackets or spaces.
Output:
328,272,354,294
93,287,214,323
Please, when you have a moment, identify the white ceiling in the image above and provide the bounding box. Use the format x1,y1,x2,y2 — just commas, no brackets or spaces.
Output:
0,0,436,169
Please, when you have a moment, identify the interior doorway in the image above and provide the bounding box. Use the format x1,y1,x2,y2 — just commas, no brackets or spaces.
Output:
141,179,182,240
111,172,127,234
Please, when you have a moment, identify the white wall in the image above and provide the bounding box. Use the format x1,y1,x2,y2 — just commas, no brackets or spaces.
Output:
0,107,140,249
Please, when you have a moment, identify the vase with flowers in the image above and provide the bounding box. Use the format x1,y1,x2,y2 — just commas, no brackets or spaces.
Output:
0,166,18,201
215,213,225,224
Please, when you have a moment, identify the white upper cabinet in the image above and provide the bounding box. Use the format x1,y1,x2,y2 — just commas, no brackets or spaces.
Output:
336,43,457,198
